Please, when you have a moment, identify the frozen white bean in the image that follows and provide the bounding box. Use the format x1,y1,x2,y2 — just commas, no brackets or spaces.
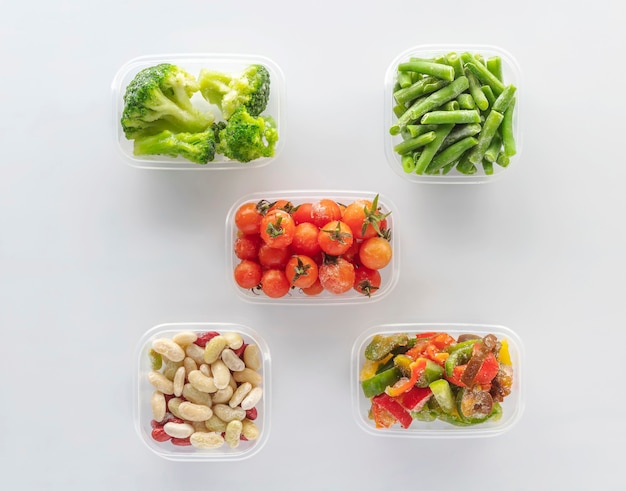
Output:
152,338,185,363
222,332,244,350
185,343,205,366
229,382,252,408
212,403,246,422
211,385,234,404
183,356,198,375
203,335,227,364
188,370,217,393
182,383,212,407
190,431,225,449
233,367,262,386
163,421,194,439
172,331,198,347
240,386,263,410
243,344,261,371
173,366,186,397
224,420,243,449
211,360,231,390
148,371,174,395
178,401,213,422
204,414,228,433
241,419,259,440
151,391,166,422
221,348,245,372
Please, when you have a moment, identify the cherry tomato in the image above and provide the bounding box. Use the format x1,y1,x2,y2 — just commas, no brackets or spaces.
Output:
317,220,354,256
292,202,313,225
234,202,264,235
318,257,355,294
310,199,342,228
261,268,291,298
260,209,295,249
234,234,262,261
290,222,322,257
342,240,361,265
302,276,324,296
353,265,382,297
342,197,389,240
269,199,296,214
234,259,262,289
285,255,319,288
257,243,291,269
359,236,393,270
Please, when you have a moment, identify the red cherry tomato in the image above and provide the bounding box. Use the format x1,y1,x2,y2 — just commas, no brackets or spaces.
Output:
261,268,291,298
318,257,355,294
260,209,296,249
234,259,262,289
359,236,392,270
317,220,354,256
285,255,319,288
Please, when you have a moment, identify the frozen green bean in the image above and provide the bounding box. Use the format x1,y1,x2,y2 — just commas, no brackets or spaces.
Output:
484,132,502,163
440,123,482,151
391,76,469,135
394,77,449,105
464,60,505,96
468,110,504,165
456,93,476,109
421,110,480,125
486,56,503,81
426,136,478,174
398,60,455,82
492,84,517,113
414,124,454,174
466,71,489,111
393,131,437,155
501,97,517,157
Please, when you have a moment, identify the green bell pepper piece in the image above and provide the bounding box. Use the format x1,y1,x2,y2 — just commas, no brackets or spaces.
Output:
361,367,402,398
365,334,409,361
416,359,444,387
444,339,480,377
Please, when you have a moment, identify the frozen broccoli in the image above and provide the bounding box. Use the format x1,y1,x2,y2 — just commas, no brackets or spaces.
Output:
132,129,218,164
199,64,270,120
216,107,278,163
121,63,214,139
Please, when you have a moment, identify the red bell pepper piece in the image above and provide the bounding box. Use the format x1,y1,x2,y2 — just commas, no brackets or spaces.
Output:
474,352,500,385
397,386,432,411
386,358,427,397
371,400,396,428
446,364,467,387
372,393,413,428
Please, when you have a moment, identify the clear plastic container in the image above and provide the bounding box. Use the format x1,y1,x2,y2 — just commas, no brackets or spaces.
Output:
134,322,271,461
384,44,522,184
352,322,524,438
226,190,400,305
112,53,285,170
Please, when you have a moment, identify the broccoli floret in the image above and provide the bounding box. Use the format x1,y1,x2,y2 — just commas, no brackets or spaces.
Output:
121,63,214,139
199,64,270,120
132,129,218,164
216,107,278,163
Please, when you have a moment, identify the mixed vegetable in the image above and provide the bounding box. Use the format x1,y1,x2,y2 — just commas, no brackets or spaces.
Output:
120,63,278,164
389,51,517,176
232,194,393,299
360,331,514,428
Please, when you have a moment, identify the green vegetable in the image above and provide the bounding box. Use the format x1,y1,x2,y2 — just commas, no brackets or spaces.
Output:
444,339,480,377
361,367,402,398
216,107,279,163
198,64,271,120
133,128,218,164
390,51,518,176
364,333,409,361
416,359,444,388
429,379,455,414
121,63,215,140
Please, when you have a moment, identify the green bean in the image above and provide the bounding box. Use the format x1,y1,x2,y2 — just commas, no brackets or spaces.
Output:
456,151,477,174
484,132,502,163
402,153,416,173
445,52,465,78
466,70,489,111
468,110,504,165
403,124,438,139
393,131,437,155
414,124,454,174
397,71,414,89
482,159,494,175
440,123,482,151
390,76,469,135
481,85,496,108
464,60,505,96
497,152,510,168
426,136,478,174
421,110,480,125
441,100,460,111
441,160,457,174
398,59,455,81
492,84,517,113
457,93,475,109
486,56,503,81
393,77,449,105
501,97,517,156
393,104,407,118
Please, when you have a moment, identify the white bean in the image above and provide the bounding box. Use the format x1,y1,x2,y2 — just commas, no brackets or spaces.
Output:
188,370,217,393
222,332,244,350
233,367,262,386
152,338,185,363
243,344,261,371
185,343,205,366
229,382,252,408
199,363,211,377
183,356,198,374
212,403,245,422
147,371,174,395
151,391,166,422
167,397,184,419
221,348,245,372
173,366,186,397
182,383,212,407
241,419,259,440
163,421,194,439
241,386,263,410
211,360,231,390
211,385,234,404
172,331,198,347
205,414,228,433
190,431,224,449
178,401,213,422
203,335,227,364
224,420,243,448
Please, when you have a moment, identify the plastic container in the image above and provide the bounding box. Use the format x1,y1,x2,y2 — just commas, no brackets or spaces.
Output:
226,190,400,305
112,53,285,170
352,322,524,438
134,322,271,461
384,44,522,184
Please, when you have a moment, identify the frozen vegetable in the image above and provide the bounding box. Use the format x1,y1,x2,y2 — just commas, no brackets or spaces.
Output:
389,52,517,176
360,331,514,428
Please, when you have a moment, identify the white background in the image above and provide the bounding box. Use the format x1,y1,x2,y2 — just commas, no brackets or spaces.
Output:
1,1,624,489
